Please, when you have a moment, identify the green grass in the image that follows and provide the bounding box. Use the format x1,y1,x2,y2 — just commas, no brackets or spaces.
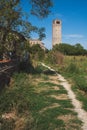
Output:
54,55,87,112
62,72,87,111
0,70,82,130
33,111,65,130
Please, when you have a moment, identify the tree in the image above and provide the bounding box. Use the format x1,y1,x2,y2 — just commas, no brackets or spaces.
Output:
30,0,53,18
38,28,46,41
0,0,53,57
74,43,84,55
30,44,45,61
53,43,75,55
53,43,87,56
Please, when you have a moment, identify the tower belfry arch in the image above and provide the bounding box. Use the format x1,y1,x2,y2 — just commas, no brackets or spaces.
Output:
52,19,62,47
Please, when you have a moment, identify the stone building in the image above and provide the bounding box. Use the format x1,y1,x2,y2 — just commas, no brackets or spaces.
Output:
52,19,62,47
29,39,46,51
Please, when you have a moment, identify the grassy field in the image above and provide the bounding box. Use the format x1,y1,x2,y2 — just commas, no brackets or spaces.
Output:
0,65,82,130
51,55,87,111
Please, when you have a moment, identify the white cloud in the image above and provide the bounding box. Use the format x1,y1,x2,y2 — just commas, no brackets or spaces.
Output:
63,34,84,39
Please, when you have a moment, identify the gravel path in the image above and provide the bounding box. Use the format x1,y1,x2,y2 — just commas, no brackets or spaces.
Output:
41,63,87,130
58,74,87,130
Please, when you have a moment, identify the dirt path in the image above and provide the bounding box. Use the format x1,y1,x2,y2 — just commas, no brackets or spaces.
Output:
41,63,87,130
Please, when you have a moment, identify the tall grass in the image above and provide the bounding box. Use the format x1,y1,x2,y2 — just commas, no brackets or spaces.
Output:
0,68,82,130
58,56,87,111
65,62,80,73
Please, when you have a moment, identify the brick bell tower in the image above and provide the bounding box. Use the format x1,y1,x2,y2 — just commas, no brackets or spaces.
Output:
52,19,62,47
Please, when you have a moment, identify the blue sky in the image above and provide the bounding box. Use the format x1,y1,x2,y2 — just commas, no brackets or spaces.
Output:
22,0,87,50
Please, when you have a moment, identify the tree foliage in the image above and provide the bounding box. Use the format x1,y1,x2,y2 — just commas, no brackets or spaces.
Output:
30,0,53,18
30,44,45,61
0,0,53,58
53,43,87,55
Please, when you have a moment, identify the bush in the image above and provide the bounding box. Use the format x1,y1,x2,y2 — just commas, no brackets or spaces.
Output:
46,51,64,65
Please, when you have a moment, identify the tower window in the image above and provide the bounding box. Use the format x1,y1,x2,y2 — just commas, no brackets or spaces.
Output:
56,21,60,24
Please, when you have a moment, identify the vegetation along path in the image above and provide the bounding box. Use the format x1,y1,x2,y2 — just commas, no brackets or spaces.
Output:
41,63,87,130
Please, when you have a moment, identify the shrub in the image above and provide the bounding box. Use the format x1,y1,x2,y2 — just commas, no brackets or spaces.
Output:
46,51,64,65
53,51,64,64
